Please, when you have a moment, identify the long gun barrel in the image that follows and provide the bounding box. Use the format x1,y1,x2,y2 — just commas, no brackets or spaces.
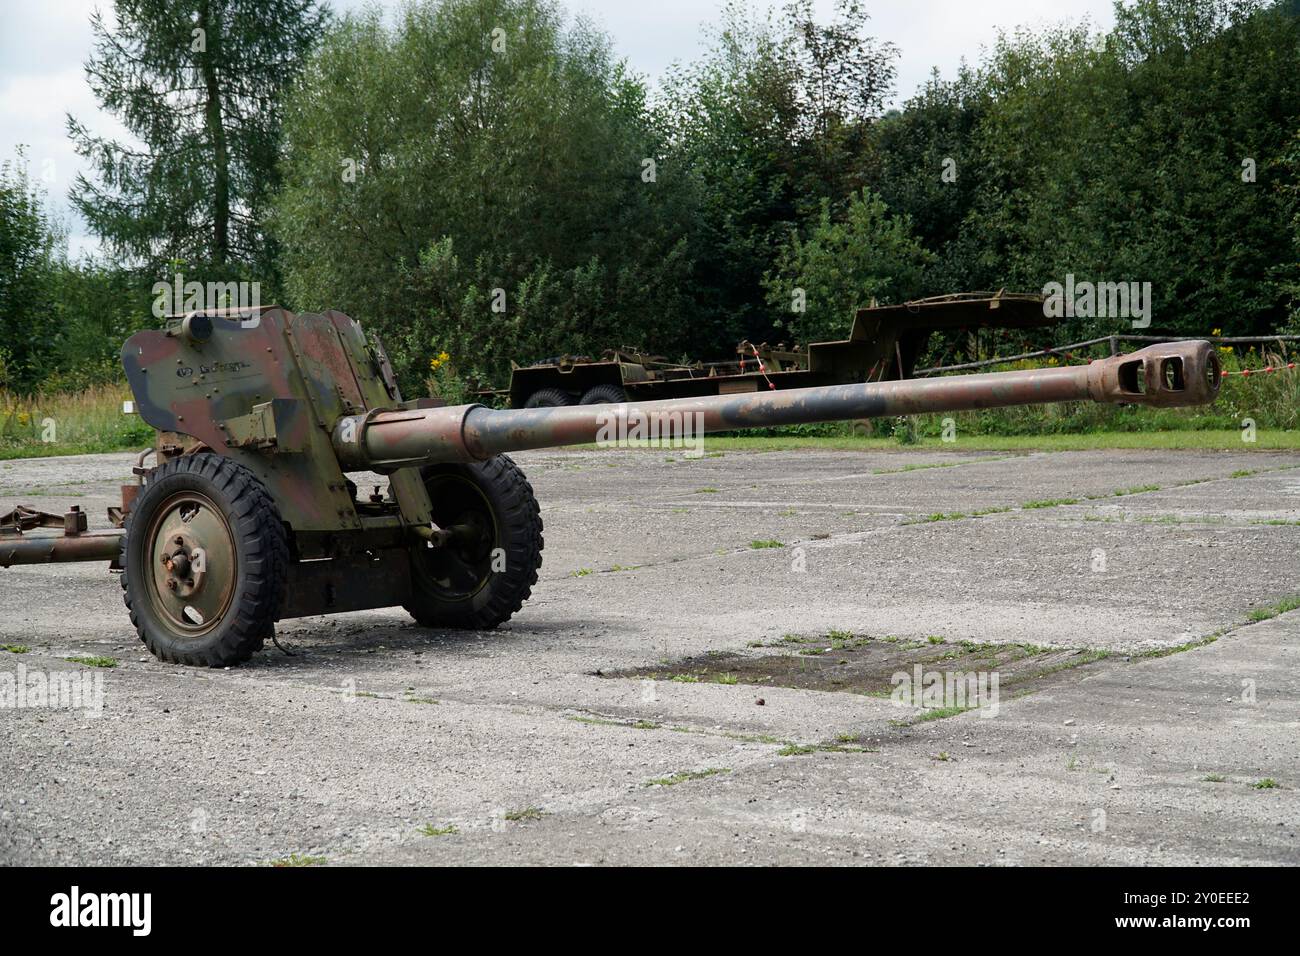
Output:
333,341,1220,470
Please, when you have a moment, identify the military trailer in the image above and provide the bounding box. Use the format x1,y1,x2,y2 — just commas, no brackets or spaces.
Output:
0,305,1219,668
498,292,1054,408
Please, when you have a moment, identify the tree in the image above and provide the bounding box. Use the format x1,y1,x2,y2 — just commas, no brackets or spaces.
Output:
763,189,930,344
657,0,898,354
952,0,1300,339
273,0,691,391
0,152,60,390
68,0,328,280
784,0,897,212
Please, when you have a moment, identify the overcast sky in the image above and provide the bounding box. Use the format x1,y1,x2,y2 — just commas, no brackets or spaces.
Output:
0,0,1118,258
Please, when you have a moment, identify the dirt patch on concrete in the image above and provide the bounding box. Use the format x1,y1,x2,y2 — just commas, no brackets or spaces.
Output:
608,632,1115,701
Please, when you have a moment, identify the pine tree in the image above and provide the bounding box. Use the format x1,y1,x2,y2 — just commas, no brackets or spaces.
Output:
67,0,328,280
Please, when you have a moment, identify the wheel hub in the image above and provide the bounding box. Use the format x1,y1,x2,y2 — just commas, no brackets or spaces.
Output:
146,493,237,633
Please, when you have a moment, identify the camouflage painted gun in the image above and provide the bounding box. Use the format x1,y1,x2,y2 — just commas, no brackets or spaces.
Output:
0,307,1221,667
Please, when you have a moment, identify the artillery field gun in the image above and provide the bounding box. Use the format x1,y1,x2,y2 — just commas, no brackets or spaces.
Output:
0,307,1221,667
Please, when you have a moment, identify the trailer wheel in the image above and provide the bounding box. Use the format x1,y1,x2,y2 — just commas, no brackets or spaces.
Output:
523,387,573,408
121,453,289,667
579,384,627,405
406,455,543,630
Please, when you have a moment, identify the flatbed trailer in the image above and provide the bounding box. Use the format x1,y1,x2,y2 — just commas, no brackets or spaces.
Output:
490,292,1055,408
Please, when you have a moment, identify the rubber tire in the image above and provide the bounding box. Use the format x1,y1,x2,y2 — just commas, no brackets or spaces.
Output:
121,453,289,667
579,384,627,405
405,455,543,630
523,387,574,408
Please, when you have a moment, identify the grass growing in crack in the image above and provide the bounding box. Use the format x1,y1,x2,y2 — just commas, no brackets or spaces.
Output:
418,824,458,836
750,539,784,549
1203,773,1228,783
909,512,967,524
716,673,739,685
570,568,593,577
1253,778,1280,790
1022,497,1080,509
694,487,719,494
670,673,700,683
778,742,867,757
269,853,326,867
566,715,622,727
1097,484,1161,498
1246,595,1300,622
645,768,730,787
504,807,546,821
1134,632,1223,659
404,695,439,705
872,458,1013,476
778,743,817,756
66,655,116,668
3,644,30,654
910,705,976,723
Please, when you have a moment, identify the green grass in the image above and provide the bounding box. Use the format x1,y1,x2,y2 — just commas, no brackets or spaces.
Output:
503,807,546,821
2,644,30,654
645,768,730,787
749,539,784,549
268,853,327,867
1246,596,1300,623
1254,778,1280,790
1203,773,1228,783
66,655,117,668
418,823,459,836
0,384,154,459
910,705,976,723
